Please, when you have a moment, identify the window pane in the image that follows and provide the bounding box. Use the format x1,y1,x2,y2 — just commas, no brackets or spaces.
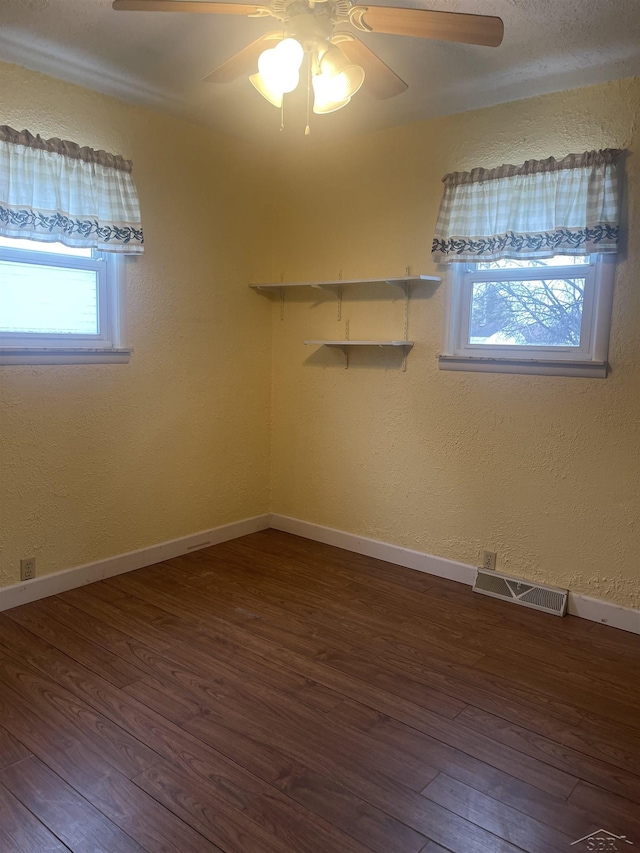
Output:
476,255,589,270
469,277,585,347
0,235,92,258
0,260,99,335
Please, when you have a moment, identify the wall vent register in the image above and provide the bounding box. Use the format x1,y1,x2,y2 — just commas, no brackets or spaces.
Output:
473,568,568,616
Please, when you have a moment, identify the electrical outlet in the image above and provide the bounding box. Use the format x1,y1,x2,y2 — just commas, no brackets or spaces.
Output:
20,557,36,581
481,550,497,571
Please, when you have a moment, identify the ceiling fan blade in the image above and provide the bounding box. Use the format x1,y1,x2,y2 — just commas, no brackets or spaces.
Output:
331,34,407,100
349,6,504,47
113,1,267,15
203,32,282,82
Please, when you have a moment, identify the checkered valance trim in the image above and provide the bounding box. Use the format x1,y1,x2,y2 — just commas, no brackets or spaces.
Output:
0,125,143,253
431,149,622,264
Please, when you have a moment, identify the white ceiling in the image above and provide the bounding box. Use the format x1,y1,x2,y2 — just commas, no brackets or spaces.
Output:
1,0,639,143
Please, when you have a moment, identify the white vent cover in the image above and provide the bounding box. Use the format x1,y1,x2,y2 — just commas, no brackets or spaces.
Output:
473,569,568,617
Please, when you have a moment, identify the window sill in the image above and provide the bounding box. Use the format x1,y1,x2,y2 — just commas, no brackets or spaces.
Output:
0,347,132,365
438,355,607,378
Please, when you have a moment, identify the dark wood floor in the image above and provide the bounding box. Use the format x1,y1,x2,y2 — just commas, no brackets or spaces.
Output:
1,530,639,852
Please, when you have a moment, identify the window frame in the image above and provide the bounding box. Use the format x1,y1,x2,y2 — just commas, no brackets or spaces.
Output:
439,254,615,378
0,239,130,365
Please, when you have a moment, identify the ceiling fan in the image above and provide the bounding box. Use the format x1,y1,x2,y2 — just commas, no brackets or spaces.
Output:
113,0,504,126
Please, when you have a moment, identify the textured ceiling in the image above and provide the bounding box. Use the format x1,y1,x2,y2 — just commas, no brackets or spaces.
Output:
1,0,639,143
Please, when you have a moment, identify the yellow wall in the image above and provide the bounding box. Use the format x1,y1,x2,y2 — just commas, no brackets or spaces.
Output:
1,60,638,611
265,77,640,608
0,60,273,588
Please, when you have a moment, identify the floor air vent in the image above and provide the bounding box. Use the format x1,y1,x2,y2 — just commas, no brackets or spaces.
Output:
473,569,568,617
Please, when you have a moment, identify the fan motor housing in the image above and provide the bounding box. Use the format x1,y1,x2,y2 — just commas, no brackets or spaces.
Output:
287,12,334,50
272,0,352,24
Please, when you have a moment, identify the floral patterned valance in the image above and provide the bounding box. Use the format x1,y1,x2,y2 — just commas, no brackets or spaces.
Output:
0,126,143,253
431,149,622,264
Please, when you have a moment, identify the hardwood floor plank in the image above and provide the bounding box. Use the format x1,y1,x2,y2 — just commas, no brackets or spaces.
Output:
0,681,221,853
86,765,224,852
474,654,640,729
134,758,376,853
0,725,31,770
5,603,146,688
568,781,640,840
0,651,161,781
132,760,296,853
0,675,116,792
0,756,145,853
238,529,437,593
471,622,640,690
421,772,574,853
352,638,586,728
56,587,176,652
456,706,640,804
35,596,170,673
124,676,209,724
0,783,70,852
0,612,53,657
83,581,130,603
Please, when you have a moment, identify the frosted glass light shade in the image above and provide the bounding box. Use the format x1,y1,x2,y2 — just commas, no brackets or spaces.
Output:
312,46,364,114
251,38,304,107
312,75,351,114
250,72,284,107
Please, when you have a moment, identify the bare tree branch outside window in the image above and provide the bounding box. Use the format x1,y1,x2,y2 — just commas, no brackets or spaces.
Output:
469,259,585,347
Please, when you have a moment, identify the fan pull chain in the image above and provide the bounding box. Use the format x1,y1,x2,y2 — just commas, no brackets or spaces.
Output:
280,95,285,133
305,54,311,136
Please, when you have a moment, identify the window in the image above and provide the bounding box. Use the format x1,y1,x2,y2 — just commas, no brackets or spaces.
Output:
0,236,129,364
440,253,615,377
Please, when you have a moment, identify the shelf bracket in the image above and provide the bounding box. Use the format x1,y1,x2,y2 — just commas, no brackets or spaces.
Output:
344,317,349,367
384,279,410,370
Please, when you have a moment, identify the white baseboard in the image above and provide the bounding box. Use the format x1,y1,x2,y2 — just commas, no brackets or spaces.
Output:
3,510,638,636
0,514,271,613
270,513,640,636
269,514,477,585
568,592,640,635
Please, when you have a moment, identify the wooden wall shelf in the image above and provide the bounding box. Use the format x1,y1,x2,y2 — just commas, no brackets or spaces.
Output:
249,275,440,291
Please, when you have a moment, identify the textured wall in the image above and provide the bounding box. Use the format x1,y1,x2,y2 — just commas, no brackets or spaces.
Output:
2,62,639,611
264,77,640,608
0,61,272,588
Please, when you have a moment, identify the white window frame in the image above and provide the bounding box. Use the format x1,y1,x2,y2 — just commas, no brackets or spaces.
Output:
0,241,130,365
439,254,615,378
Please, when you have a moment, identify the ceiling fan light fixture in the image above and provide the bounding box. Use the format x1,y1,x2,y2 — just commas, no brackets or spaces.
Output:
251,37,304,106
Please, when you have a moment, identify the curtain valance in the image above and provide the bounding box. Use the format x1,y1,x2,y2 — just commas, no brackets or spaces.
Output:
0,126,143,253
431,149,622,264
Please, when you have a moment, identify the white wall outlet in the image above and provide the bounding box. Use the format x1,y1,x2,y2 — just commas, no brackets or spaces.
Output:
20,557,36,581
481,550,497,571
